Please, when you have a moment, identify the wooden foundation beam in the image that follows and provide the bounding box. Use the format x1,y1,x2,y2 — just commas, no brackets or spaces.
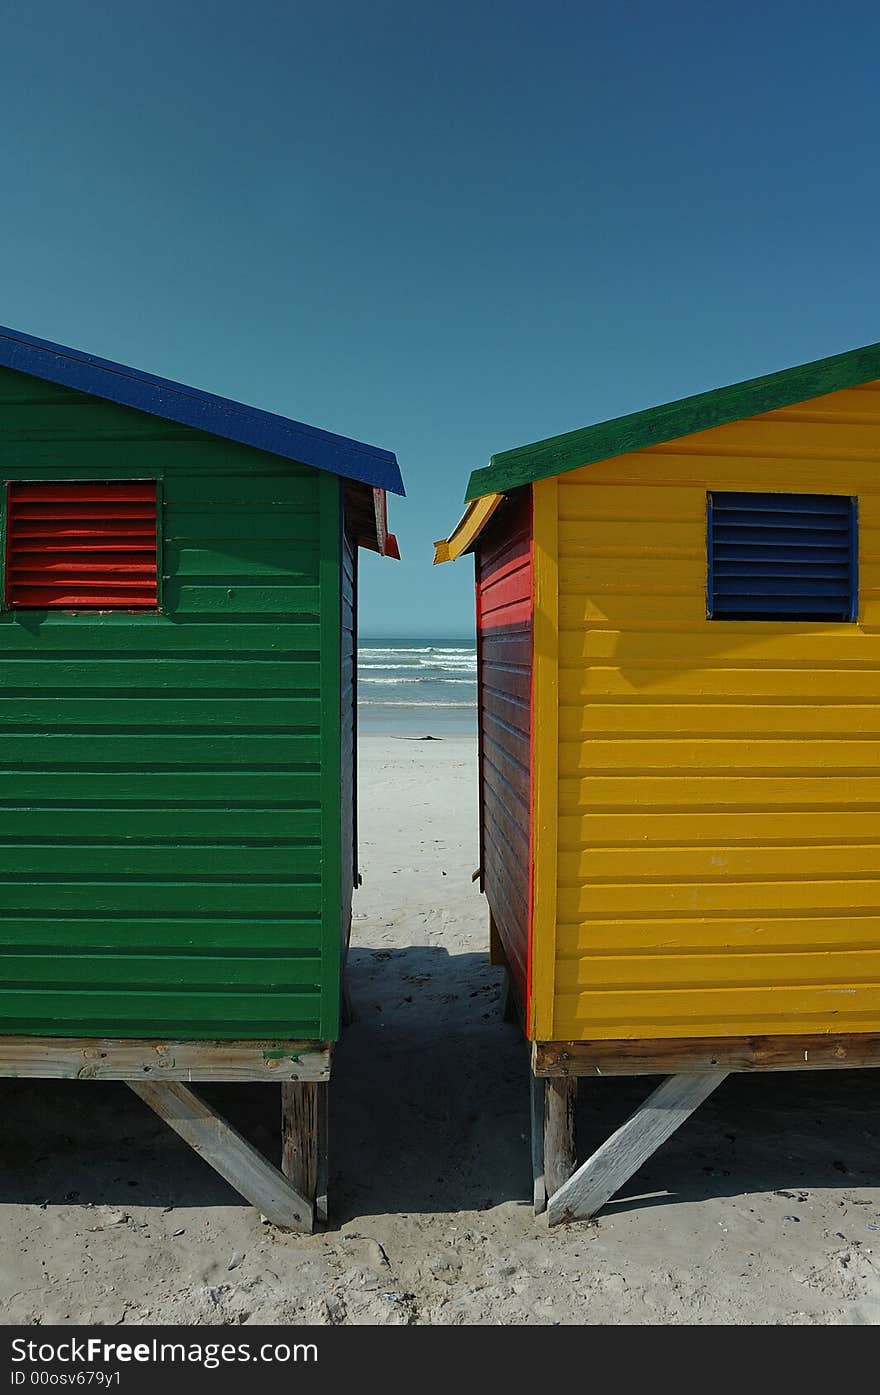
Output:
547,1070,729,1226
129,1081,314,1232
281,1081,329,1226
0,1037,331,1082
533,1033,880,1078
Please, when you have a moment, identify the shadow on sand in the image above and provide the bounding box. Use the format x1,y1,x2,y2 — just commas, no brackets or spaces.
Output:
0,944,876,1224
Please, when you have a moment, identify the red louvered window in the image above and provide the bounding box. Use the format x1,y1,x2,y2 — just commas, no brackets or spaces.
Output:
5,481,159,610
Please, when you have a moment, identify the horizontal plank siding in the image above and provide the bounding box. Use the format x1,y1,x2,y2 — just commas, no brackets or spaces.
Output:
554,378,880,1040
340,523,357,985
0,364,341,1040
476,491,533,1009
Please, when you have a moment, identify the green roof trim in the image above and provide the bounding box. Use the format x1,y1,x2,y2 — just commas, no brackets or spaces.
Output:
465,340,880,501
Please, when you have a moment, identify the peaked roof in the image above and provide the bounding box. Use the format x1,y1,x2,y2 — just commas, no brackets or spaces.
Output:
464,339,880,501
0,324,404,496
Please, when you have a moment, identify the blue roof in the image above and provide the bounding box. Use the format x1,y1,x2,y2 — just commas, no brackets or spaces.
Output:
0,324,404,495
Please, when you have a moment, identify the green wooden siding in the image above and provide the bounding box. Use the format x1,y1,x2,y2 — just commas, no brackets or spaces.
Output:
340,526,357,978
0,366,345,1041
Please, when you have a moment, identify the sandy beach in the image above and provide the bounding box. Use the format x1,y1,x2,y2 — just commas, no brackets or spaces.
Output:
1,732,879,1325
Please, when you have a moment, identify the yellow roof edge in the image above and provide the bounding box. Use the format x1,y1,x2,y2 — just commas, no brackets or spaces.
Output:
432,493,504,564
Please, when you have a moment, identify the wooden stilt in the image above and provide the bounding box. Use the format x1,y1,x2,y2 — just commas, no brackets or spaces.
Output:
488,911,504,966
316,1083,329,1225
500,970,520,1024
129,1081,313,1232
340,979,355,1028
490,914,522,1026
281,1081,329,1227
529,1071,547,1215
547,1070,729,1226
544,1076,577,1198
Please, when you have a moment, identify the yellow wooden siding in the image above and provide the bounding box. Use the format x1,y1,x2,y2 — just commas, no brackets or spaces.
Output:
530,478,559,1038
550,379,880,1041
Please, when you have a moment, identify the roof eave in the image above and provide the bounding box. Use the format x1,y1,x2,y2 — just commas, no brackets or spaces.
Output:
371,486,401,558
433,493,504,563
464,338,880,500
345,482,401,558
0,323,404,496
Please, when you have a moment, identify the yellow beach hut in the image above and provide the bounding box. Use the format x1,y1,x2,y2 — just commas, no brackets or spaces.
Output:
435,342,880,1224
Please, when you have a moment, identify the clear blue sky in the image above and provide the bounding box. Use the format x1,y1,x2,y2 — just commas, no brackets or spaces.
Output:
1,1,878,637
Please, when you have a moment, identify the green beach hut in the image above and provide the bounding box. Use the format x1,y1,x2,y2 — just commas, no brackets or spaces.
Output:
0,324,402,1230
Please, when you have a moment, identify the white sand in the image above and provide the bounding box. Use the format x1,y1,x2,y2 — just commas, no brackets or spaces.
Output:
1,732,879,1325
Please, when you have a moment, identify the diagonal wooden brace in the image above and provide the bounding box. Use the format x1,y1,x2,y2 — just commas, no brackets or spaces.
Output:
547,1070,729,1226
129,1080,315,1232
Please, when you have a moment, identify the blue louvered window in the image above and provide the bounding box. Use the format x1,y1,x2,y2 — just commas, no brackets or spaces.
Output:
707,491,858,621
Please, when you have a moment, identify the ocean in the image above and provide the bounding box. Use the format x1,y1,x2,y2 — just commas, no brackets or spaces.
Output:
358,637,477,734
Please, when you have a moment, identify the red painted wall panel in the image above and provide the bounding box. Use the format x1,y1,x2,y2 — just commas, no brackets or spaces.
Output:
475,489,533,1016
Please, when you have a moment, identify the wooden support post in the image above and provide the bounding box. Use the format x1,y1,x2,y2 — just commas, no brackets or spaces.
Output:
281,1081,329,1226
500,970,520,1024
491,915,521,1026
544,1076,577,1198
340,979,355,1029
488,911,504,966
547,1070,729,1226
529,1071,546,1215
129,1081,313,1232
